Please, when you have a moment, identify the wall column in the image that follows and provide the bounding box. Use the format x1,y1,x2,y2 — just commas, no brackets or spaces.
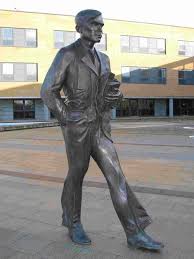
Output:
111,108,116,119
43,104,50,121
169,98,174,118
0,99,13,121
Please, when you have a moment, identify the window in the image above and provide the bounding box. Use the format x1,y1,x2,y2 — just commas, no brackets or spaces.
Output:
54,31,76,48
63,31,75,46
139,37,148,52
174,99,194,115
116,99,155,117
121,67,131,83
0,63,37,82
54,31,64,48
121,35,166,54
178,40,194,56
25,29,37,47
178,70,194,85
121,66,166,84
2,28,13,46
121,35,129,52
53,30,107,50
95,33,107,51
13,99,35,119
26,64,37,81
0,27,37,47
141,67,149,82
2,63,14,80
138,99,154,116
157,39,166,53
130,36,139,52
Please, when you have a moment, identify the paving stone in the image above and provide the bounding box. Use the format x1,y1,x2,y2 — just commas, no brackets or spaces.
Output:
116,249,194,259
6,205,39,219
8,252,43,259
84,234,128,257
74,251,118,259
19,222,66,242
0,217,30,231
38,241,81,258
0,245,18,259
0,213,11,222
11,234,53,255
0,228,28,247
29,209,62,226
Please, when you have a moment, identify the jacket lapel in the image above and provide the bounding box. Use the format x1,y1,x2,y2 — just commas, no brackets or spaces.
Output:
74,39,99,76
96,50,107,76
81,55,99,76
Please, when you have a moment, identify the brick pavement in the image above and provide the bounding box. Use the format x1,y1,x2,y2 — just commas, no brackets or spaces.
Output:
0,175,194,258
0,122,194,193
0,121,194,258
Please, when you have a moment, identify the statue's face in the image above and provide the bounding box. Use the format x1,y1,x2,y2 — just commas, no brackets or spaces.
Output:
79,15,104,43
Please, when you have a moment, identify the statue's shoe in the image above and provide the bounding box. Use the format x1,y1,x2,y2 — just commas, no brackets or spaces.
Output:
68,223,91,245
62,218,68,227
127,231,164,251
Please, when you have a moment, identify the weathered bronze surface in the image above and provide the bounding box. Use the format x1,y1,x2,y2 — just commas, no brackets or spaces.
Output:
41,9,163,250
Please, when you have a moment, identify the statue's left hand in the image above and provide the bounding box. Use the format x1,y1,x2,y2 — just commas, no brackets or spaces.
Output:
104,90,123,106
101,73,123,109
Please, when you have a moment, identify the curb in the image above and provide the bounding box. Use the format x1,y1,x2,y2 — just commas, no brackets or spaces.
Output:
0,121,59,132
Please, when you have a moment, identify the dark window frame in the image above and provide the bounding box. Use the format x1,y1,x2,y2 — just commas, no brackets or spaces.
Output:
174,99,194,116
13,99,35,119
116,98,156,117
178,69,194,85
121,66,167,84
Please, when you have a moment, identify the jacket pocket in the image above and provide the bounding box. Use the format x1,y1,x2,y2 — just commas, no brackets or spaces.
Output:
66,111,85,122
74,88,86,94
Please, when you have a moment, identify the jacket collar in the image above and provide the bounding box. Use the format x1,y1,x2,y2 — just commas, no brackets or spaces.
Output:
74,39,106,76
96,50,107,76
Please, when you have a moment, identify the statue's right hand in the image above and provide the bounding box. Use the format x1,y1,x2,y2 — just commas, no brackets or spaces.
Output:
63,95,70,106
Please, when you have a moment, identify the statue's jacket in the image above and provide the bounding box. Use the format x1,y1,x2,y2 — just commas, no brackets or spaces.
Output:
41,39,152,231
41,39,114,141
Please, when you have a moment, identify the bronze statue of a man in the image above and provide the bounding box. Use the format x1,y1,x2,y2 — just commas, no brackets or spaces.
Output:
41,9,164,251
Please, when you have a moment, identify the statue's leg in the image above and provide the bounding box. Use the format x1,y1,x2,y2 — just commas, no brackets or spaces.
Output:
60,124,91,229
91,134,152,236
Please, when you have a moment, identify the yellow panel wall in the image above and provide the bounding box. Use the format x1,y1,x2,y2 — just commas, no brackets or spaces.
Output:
0,10,194,98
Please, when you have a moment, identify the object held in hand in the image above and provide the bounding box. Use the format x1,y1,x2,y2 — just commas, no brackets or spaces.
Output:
104,73,123,106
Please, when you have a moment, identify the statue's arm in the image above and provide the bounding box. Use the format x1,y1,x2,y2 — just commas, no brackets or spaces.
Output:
104,56,123,108
40,48,71,124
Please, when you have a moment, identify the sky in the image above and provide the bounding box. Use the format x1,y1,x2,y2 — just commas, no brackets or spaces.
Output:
0,0,194,28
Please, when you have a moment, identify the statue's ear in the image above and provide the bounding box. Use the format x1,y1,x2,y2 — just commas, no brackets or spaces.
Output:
75,25,81,33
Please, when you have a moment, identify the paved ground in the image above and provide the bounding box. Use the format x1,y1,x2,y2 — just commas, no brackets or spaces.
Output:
0,120,194,193
0,174,194,259
1,120,194,258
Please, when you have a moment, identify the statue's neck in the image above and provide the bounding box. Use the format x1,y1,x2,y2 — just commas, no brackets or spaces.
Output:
80,38,95,50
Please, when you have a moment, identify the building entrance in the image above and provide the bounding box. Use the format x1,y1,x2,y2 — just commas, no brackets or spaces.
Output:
116,99,155,117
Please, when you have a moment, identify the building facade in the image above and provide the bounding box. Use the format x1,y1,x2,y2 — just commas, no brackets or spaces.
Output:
0,9,194,121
